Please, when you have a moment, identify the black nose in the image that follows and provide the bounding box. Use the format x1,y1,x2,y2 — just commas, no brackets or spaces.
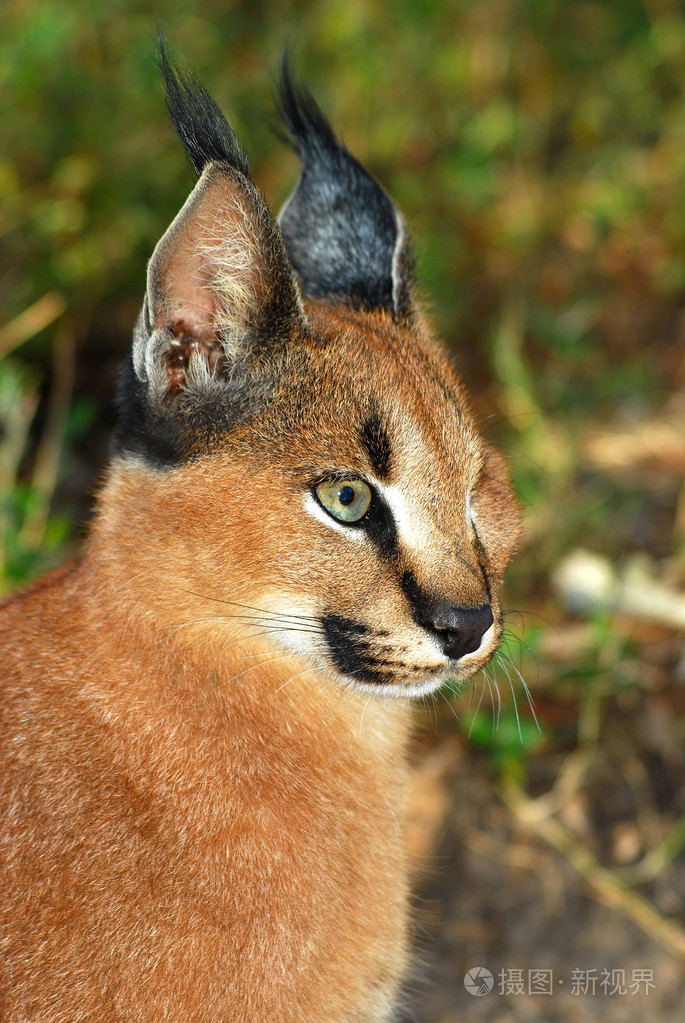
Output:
419,600,494,660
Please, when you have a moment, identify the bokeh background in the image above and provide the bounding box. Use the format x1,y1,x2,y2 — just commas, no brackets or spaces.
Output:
1,1,684,1020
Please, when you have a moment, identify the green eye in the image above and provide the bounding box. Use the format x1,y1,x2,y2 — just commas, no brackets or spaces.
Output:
315,478,373,524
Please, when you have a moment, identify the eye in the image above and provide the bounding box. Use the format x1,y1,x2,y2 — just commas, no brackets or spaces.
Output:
314,478,373,524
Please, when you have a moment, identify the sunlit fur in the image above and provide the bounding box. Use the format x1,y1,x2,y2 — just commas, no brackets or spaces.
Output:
0,55,521,1023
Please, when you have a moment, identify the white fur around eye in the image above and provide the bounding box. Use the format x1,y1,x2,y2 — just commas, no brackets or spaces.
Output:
373,482,424,550
303,492,368,540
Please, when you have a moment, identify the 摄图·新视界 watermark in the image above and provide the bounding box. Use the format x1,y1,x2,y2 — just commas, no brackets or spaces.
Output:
464,966,656,998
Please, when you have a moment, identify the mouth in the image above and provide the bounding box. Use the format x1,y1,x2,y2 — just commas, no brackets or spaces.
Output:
320,612,498,697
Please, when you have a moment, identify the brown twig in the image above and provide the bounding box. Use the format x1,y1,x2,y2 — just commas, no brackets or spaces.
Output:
501,777,685,962
0,292,67,359
17,323,76,551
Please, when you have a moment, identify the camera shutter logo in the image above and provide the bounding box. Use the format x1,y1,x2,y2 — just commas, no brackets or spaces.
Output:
464,966,495,996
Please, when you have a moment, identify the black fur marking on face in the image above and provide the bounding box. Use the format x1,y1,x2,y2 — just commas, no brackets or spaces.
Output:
401,570,424,625
321,615,387,685
113,352,272,467
359,414,392,479
362,492,399,562
473,537,493,604
114,356,185,466
158,37,250,179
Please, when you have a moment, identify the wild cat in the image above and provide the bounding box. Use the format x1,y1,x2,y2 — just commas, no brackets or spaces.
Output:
0,45,521,1022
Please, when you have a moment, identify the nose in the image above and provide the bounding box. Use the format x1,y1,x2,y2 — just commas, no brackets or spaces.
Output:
401,572,494,660
420,600,494,660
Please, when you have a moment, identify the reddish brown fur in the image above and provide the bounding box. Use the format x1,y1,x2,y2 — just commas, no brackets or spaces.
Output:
0,80,521,1022
1,555,411,1021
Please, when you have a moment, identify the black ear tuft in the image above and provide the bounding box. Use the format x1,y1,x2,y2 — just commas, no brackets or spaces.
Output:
116,47,308,468
276,57,414,320
275,54,339,157
158,36,250,179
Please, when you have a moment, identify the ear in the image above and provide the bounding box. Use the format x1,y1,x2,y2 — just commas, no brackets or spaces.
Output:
276,59,415,321
132,160,304,402
115,47,306,466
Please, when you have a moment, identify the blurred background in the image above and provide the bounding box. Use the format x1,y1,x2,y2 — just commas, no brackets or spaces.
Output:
1,0,684,1019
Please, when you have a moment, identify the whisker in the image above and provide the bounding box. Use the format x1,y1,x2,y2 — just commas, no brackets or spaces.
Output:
501,609,526,630
416,690,432,731
221,652,301,687
273,663,327,694
428,691,439,734
501,652,541,733
109,567,157,599
233,620,323,634
464,673,476,713
439,687,461,727
482,669,498,737
492,664,503,727
231,614,323,631
482,664,502,731
500,623,542,697
156,616,323,636
468,674,487,738
178,589,320,624
501,628,534,664
476,411,536,434
502,607,552,629
359,693,373,736
496,653,523,742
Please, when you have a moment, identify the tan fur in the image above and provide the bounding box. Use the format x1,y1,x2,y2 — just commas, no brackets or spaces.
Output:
0,87,521,1021
1,557,411,1021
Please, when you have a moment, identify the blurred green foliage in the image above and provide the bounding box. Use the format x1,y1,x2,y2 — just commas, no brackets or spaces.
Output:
1,0,683,756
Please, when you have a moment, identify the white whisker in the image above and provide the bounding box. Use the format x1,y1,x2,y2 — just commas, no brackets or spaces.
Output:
221,652,299,687
359,693,373,736
496,653,522,742
439,687,461,727
483,664,502,728
468,674,487,737
273,663,327,695
481,668,497,737
501,652,541,733
179,589,320,624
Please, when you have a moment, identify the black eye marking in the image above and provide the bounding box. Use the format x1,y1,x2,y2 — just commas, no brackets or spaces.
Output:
361,493,399,561
359,414,392,479
321,614,388,685
401,570,422,613
469,516,493,603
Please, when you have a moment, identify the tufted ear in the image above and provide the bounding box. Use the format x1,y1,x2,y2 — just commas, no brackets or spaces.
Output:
115,45,306,466
132,160,304,402
276,59,415,322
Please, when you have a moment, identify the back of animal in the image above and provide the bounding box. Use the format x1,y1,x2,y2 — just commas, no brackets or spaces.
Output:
0,46,521,1022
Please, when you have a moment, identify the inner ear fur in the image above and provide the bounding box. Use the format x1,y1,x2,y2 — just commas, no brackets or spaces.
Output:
132,161,305,404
